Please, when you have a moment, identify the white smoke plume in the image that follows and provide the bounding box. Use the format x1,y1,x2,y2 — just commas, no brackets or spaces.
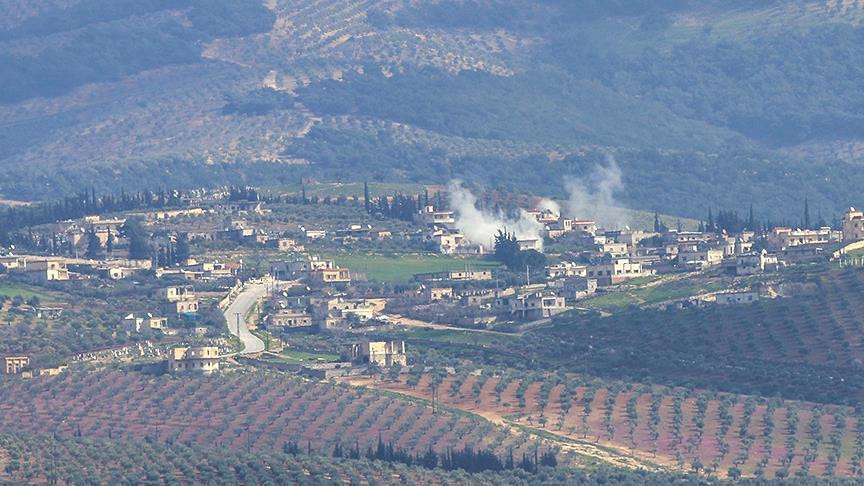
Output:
564,156,630,229
448,181,544,249
536,198,561,217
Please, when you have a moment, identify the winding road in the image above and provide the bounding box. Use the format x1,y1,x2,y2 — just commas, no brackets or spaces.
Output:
223,281,269,354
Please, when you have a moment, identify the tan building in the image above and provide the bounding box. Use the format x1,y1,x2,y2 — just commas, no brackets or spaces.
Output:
716,291,760,305
843,208,864,242
677,246,725,269
424,287,454,302
546,261,587,279
22,259,69,282
496,291,568,320
415,270,493,282
273,238,305,252
352,341,407,367
167,347,220,373
123,313,167,333
2,356,30,375
268,310,313,329
161,286,195,302
310,267,352,285
416,206,456,227
767,227,837,250
587,258,654,286
160,286,199,315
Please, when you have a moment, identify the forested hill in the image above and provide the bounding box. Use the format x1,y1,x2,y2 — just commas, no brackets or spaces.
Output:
1,0,864,220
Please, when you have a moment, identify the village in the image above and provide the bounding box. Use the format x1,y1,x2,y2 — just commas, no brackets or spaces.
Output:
2,184,864,380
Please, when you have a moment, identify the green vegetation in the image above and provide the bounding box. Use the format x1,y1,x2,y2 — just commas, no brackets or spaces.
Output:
0,0,275,104
0,282,58,302
277,349,340,364
328,253,501,283
579,276,726,311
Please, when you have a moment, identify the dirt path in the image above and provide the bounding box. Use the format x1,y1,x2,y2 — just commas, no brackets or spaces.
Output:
341,376,670,472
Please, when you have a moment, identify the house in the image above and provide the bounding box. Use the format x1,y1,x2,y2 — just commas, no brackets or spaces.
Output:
725,251,779,276
547,261,587,279
716,291,760,305
20,259,69,282
586,258,654,286
677,246,725,269
323,298,376,322
160,286,199,315
517,239,542,252
2,356,30,375
414,270,493,282
843,208,864,242
123,313,167,334
599,242,629,257
270,238,305,253
268,310,313,329
304,229,327,240
167,347,220,373
767,227,838,250
162,286,195,302
310,267,352,285
352,341,407,367
416,206,456,227
496,291,568,320
423,287,454,302
547,277,598,303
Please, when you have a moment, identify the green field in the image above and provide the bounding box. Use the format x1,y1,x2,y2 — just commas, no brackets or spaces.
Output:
579,276,727,311
0,282,58,302
277,350,340,364
328,253,502,283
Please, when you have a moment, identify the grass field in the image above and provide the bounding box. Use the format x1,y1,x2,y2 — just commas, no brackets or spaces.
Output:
328,253,502,283
579,276,726,311
0,281,58,302
277,349,340,364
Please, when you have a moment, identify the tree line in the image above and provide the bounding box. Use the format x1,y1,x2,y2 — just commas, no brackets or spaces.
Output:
284,433,557,474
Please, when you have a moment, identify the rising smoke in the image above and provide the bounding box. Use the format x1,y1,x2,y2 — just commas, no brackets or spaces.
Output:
448,181,545,249
447,156,628,248
564,155,630,229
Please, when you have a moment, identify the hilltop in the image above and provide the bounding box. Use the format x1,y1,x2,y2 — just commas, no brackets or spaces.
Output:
1,0,864,219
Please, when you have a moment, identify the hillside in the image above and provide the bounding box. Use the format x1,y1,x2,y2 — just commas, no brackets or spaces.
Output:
1,0,864,219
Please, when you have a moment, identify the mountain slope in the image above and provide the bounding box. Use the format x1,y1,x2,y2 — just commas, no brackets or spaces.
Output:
1,0,864,220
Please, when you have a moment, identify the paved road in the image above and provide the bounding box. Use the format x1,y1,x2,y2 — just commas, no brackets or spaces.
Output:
223,282,269,355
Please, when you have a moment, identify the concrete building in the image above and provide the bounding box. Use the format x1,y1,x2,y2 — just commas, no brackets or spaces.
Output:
716,291,760,305
416,206,455,227
167,347,220,373
587,258,654,286
2,356,30,375
843,208,864,242
423,287,454,302
726,251,779,276
352,341,407,367
414,270,493,282
162,286,195,302
496,291,568,320
677,246,725,269
21,259,69,282
123,313,168,334
310,267,352,285
767,227,838,250
160,286,199,315
547,261,587,279
268,310,313,329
